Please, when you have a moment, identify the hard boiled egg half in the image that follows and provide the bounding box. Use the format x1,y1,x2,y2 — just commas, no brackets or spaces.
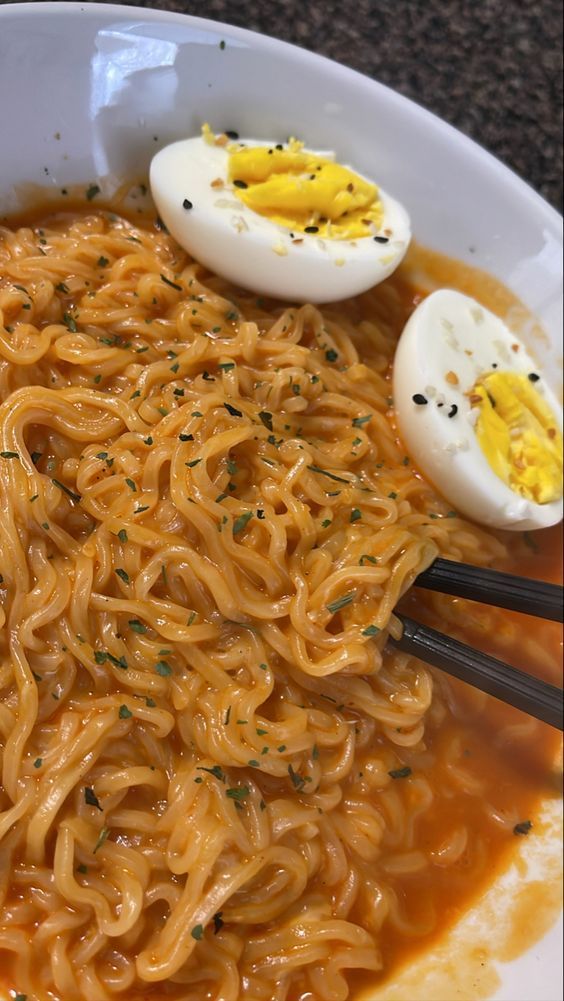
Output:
393,290,563,530
150,125,411,302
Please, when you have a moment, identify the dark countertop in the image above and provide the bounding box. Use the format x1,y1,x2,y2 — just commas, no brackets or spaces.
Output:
95,0,562,212
4,0,561,210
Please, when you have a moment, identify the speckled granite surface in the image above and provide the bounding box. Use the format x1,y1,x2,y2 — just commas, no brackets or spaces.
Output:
82,0,563,211
4,0,562,209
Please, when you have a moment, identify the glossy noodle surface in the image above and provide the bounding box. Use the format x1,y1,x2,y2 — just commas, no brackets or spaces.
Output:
0,205,561,1001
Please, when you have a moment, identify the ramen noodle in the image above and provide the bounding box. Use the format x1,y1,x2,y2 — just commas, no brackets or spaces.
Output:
0,205,560,1001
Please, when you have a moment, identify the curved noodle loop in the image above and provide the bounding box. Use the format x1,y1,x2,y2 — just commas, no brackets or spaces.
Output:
0,207,551,1001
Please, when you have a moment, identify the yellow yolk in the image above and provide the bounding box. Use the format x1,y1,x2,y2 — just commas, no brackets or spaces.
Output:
473,372,563,504
227,142,383,239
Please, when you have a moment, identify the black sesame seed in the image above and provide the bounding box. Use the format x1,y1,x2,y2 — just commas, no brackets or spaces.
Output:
275,144,283,150
447,404,458,418
233,179,248,189
492,362,498,368
412,393,428,405
304,225,319,233
528,372,540,382
182,199,193,210
373,235,389,244
225,130,239,140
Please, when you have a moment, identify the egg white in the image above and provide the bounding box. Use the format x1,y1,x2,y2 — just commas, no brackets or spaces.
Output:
393,290,563,531
149,137,411,303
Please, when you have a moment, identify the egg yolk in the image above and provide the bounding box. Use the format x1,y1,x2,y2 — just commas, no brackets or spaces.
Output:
472,371,563,504
226,142,383,240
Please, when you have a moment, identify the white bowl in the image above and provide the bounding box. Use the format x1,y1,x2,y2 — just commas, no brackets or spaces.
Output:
0,4,562,1000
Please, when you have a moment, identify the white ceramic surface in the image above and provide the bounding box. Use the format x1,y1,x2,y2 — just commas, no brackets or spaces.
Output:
0,4,562,1000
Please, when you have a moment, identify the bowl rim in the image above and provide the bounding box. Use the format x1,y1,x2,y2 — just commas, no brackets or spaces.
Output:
2,0,562,239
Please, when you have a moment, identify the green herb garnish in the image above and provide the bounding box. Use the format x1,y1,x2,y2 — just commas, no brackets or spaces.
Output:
326,592,356,615
513,820,533,836
258,411,273,431
93,827,109,853
160,273,182,291
52,478,81,503
226,785,250,801
308,465,350,484
388,766,412,779
62,312,78,332
198,764,225,781
233,511,253,535
224,402,243,417
155,660,172,677
288,764,306,791
84,787,102,810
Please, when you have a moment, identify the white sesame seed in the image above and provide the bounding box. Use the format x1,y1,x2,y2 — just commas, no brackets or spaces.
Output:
214,198,242,210
230,215,249,233
493,339,511,363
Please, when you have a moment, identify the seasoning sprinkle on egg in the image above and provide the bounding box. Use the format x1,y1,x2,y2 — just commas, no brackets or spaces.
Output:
393,290,563,530
150,124,411,302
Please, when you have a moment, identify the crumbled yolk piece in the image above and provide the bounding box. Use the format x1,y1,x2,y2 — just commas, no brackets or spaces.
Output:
473,371,563,504
227,141,383,239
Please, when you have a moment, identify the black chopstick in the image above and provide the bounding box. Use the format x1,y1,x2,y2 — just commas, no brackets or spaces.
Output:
391,614,563,730
415,558,563,623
